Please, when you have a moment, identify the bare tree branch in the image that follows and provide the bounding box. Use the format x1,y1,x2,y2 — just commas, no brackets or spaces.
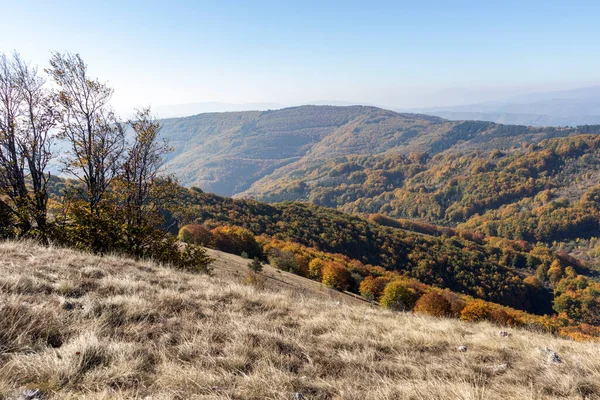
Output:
47,52,125,214
0,52,56,238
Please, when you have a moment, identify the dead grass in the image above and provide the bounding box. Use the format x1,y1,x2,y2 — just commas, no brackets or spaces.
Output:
0,240,599,399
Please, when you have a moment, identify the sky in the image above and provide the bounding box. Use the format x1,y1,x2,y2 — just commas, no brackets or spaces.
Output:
2,0,600,116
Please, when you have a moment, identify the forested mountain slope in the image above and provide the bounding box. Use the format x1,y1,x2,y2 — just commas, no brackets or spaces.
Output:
171,188,587,314
159,105,593,196
241,134,600,257
160,106,384,195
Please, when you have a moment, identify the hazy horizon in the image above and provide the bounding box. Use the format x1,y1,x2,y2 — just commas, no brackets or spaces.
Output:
3,1,600,118
150,84,600,118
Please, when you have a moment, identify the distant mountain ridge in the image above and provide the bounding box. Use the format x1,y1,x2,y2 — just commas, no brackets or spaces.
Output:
152,100,371,118
427,111,600,127
159,105,595,197
417,86,600,126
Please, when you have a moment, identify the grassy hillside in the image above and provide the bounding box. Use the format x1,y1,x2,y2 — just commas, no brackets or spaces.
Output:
203,247,367,306
159,105,590,196
1,241,599,399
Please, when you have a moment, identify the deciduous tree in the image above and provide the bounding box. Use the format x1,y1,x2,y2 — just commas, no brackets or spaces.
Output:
0,53,55,239
48,52,125,251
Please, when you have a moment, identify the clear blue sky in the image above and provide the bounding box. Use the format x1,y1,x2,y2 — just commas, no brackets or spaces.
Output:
2,0,600,114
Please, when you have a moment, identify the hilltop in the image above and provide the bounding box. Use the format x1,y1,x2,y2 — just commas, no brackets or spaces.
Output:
159,105,591,196
1,241,599,399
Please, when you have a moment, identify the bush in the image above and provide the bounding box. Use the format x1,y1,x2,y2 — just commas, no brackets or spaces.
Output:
308,258,326,280
0,199,15,239
547,260,564,284
176,244,215,274
414,291,452,317
245,269,266,289
441,290,467,317
151,239,214,274
248,257,263,274
380,280,419,311
268,248,300,272
211,226,263,259
178,224,213,246
490,308,517,327
536,263,549,282
523,275,542,289
52,200,122,254
321,262,350,291
359,276,389,301
553,292,583,320
460,299,495,322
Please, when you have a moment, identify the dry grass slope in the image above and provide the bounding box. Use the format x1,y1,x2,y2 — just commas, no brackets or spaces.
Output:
0,241,599,400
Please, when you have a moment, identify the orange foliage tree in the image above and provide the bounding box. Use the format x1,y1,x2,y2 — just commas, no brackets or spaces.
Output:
414,291,452,317
308,258,326,280
211,225,263,258
178,224,213,245
359,276,390,302
460,299,495,322
322,261,350,291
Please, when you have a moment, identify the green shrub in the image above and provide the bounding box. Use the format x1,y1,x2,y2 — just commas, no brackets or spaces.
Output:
380,281,419,311
151,238,214,274
248,257,264,274
268,248,299,272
